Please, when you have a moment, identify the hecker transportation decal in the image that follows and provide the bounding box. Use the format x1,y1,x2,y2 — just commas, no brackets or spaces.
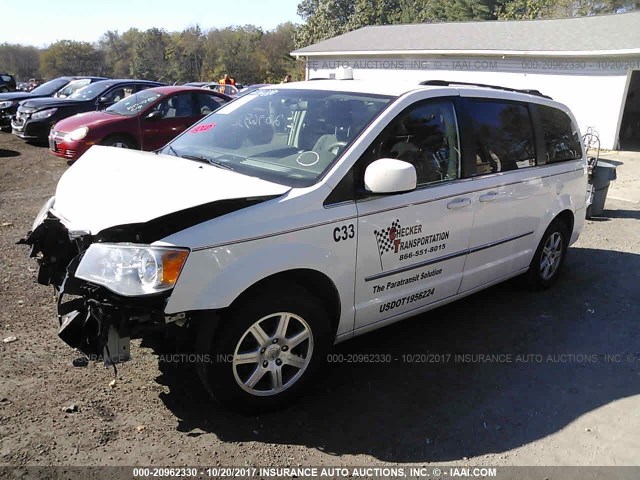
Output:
373,219,449,270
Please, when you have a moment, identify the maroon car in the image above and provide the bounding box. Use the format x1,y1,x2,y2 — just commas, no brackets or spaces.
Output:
49,86,230,161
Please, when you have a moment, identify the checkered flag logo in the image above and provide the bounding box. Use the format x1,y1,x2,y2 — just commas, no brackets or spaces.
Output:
374,219,401,257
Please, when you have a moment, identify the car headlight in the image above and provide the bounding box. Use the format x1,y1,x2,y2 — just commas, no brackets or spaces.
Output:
31,196,56,231
0,100,14,109
31,108,57,120
66,126,88,141
75,243,189,296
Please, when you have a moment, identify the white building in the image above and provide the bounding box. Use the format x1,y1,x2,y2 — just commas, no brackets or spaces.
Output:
292,12,640,150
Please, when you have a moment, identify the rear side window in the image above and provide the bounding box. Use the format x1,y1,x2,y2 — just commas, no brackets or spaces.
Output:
467,100,536,174
538,105,582,163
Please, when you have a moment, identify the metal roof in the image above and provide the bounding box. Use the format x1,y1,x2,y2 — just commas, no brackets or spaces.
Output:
292,11,640,57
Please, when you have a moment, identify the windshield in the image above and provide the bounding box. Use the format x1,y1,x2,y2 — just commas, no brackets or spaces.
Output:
106,90,162,116
68,82,111,101
161,89,392,187
30,78,69,96
55,79,91,98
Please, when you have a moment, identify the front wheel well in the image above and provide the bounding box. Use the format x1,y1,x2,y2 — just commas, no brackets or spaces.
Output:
100,133,139,149
228,269,341,335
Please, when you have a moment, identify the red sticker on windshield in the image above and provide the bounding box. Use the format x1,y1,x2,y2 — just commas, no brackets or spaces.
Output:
190,123,216,133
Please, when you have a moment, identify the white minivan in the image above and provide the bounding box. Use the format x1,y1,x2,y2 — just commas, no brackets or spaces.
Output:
23,79,587,412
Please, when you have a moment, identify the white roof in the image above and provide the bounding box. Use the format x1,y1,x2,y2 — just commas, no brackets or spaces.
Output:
261,79,558,103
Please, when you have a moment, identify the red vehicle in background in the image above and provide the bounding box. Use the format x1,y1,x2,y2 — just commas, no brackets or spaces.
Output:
49,86,230,162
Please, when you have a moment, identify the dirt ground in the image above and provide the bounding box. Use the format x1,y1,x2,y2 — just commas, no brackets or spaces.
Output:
1,132,639,470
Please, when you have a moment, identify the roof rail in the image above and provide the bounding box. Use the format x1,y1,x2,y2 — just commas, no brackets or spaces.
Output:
419,80,552,99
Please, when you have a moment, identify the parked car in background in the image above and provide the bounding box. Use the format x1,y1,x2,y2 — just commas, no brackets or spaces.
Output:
185,81,239,96
49,86,231,161
0,76,107,130
16,82,29,91
0,73,17,92
26,78,44,91
237,83,272,97
11,79,163,142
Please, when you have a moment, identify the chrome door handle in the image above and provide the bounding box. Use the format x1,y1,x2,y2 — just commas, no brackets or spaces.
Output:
479,192,499,203
447,198,471,209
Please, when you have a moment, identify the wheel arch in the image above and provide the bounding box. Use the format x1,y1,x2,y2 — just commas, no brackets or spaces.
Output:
554,209,575,239
100,132,139,149
228,268,342,336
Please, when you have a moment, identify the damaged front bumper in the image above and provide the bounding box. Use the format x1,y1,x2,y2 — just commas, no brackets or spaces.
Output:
19,213,175,366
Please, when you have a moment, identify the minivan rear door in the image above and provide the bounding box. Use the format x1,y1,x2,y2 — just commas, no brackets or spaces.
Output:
457,94,546,292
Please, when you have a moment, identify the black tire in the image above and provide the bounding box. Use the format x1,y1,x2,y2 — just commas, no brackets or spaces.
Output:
100,135,136,149
0,87,8,93
526,219,570,290
196,285,332,414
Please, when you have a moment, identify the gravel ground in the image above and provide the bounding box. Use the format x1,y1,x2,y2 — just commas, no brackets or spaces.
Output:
1,132,639,469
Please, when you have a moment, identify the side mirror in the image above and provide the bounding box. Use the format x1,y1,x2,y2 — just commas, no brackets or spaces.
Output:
364,158,417,194
145,110,163,121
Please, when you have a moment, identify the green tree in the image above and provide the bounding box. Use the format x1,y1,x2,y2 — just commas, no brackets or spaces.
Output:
0,43,41,80
129,28,170,81
166,25,205,83
39,40,106,78
259,22,299,83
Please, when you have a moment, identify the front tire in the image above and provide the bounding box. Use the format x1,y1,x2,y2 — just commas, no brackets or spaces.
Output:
526,220,569,290
197,285,332,414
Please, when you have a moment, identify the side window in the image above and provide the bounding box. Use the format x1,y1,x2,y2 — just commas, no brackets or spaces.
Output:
467,100,536,174
151,93,194,119
538,105,582,163
358,99,460,187
103,86,134,103
195,93,227,115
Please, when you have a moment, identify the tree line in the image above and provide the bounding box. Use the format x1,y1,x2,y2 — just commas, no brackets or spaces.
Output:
0,0,637,85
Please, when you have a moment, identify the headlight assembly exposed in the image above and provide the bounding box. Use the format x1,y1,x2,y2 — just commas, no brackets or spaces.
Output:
75,244,189,296
31,108,57,120
0,100,15,109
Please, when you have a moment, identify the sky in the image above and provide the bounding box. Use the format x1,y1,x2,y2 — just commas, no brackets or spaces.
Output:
1,0,303,47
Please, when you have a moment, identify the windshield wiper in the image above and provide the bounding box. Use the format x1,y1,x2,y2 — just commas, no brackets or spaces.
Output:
179,154,235,171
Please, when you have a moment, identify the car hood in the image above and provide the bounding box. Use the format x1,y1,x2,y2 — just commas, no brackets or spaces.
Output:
54,111,123,133
19,97,82,110
0,92,39,102
50,146,290,235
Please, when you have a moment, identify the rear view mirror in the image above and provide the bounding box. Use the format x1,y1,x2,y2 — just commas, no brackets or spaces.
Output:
364,158,417,194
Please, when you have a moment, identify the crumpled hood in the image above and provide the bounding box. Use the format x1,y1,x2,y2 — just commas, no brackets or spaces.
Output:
51,146,290,234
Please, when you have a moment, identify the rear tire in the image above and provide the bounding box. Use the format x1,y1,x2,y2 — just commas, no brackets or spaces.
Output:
196,285,332,414
100,135,136,149
526,220,569,290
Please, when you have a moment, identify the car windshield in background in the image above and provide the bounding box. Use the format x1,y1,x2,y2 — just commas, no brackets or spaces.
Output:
56,79,92,98
162,89,392,187
106,90,162,116
30,78,70,96
68,82,110,101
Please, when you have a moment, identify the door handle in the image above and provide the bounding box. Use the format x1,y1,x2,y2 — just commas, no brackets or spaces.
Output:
479,192,499,203
447,198,471,209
